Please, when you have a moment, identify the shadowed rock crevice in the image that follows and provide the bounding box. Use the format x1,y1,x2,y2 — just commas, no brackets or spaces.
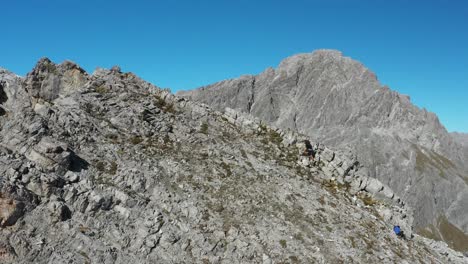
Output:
67,151,89,173
0,83,7,116
0,83,7,104
247,78,255,113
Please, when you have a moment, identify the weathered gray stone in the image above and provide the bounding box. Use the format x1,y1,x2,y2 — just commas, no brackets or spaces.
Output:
298,156,310,167
0,242,16,263
365,178,384,194
47,200,71,222
0,195,24,227
0,59,465,263
321,148,335,162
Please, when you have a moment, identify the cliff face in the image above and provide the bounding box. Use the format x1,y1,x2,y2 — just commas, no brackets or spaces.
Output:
178,50,468,246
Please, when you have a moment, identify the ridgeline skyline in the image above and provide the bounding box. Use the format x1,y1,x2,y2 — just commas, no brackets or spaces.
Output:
0,0,467,132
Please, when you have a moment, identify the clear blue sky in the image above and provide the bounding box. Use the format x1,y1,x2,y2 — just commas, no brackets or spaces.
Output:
1,0,467,132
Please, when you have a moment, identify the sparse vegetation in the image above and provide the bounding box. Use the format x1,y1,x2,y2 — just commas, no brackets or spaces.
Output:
258,123,267,133
44,62,58,74
94,160,118,175
95,86,109,94
220,162,232,178
358,193,378,206
293,233,304,242
289,256,299,263
154,94,176,113
163,134,172,144
78,251,91,264
130,136,143,145
414,145,455,178
417,215,468,252
78,225,91,233
318,195,326,205
95,161,106,172
200,123,208,134
109,161,118,175
240,149,248,159
105,133,119,141
279,239,287,248
267,129,282,146
349,236,357,248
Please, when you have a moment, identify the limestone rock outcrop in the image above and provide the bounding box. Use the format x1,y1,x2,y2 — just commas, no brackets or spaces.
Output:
0,59,466,263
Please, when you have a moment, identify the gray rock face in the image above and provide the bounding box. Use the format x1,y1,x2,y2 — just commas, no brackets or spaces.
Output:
0,59,467,263
178,49,468,249
452,132,468,147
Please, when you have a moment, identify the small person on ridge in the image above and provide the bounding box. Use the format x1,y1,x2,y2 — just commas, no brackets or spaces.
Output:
303,140,315,160
393,225,406,239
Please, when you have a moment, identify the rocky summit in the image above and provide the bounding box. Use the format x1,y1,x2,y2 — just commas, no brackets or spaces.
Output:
178,49,468,252
0,58,467,263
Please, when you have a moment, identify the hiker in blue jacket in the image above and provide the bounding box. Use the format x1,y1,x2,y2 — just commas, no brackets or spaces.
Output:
393,225,406,239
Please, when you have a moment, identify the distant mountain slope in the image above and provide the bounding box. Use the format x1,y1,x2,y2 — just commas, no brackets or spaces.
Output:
452,132,468,147
178,50,468,246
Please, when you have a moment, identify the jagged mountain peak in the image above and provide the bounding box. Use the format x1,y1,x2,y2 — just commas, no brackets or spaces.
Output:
278,49,344,67
274,49,377,85
24,58,89,102
278,49,344,65
29,57,87,75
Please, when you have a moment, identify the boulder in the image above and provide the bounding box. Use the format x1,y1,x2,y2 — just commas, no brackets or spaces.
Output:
365,178,384,194
321,166,334,179
111,65,122,73
379,186,395,200
320,148,335,162
299,156,310,167
47,200,72,222
26,137,71,175
0,194,25,227
282,130,297,146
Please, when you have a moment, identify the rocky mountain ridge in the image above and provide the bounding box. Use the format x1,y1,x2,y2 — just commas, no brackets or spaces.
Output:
1,58,467,263
177,49,468,250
